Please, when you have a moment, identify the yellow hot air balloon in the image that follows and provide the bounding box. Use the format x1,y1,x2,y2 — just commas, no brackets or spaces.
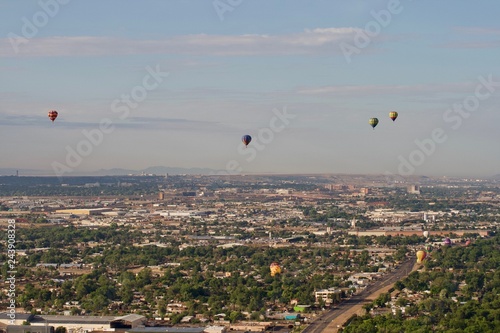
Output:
389,111,398,122
270,262,281,277
416,250,426,263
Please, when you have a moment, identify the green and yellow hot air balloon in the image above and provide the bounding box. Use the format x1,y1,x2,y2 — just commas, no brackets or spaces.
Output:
369,117,379,129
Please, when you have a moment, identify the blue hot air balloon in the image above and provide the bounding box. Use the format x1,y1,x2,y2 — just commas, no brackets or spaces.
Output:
242,135,252,147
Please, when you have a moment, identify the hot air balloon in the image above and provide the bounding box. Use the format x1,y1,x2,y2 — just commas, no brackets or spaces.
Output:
444,237,452,246
423,231,429,238
425,244,433,252
369,118,379,129
416,250,426,263
389,111,398,122
48,110,58,122
242,135,252,147
465,240,471,247
270,262,281,277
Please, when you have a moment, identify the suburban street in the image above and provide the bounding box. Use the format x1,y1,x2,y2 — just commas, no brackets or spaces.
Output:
303,258,416,333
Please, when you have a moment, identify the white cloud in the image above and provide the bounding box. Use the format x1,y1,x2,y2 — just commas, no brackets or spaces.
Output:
0,28,366,57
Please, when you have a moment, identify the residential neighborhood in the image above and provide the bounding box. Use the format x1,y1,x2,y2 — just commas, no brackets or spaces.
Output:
1,174,499,332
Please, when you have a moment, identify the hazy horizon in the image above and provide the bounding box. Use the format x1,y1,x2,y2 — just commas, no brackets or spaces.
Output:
0,166,498,180
1,1,499,178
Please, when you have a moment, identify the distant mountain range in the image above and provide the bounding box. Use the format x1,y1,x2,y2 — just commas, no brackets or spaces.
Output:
92,166,221,176
0,168,50,176
0,166,221,177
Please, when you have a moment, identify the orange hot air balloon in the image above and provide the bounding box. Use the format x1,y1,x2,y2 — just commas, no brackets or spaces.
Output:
48,110,58,122
389,111,398,122
270,262,281,277
416,250,426,263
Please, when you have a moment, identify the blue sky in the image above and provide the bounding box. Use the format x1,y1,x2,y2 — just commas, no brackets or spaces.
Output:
1,0,499,177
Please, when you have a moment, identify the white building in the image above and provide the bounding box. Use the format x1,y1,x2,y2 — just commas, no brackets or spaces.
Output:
314,288,342,304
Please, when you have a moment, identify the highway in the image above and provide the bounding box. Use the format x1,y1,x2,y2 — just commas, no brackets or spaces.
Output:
302,258,415,333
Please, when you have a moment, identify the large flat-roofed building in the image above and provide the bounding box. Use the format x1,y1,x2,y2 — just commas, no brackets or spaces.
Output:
29,315,114,332
54,208,112,216
6,325,54,333
227,322,271,332
154,211,209,219
0,314,33,327
126,327,226,333
27,314,145,332
127,328,206,333
109,315,146,329
347,230,386,237
348,230,489,237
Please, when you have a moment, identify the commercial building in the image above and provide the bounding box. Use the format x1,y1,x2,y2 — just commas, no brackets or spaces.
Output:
6,325,54,333
3,314,147,333
54,208,112,216
314,288,342,304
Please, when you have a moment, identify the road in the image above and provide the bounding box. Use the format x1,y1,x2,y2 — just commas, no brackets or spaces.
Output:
302,258,416,333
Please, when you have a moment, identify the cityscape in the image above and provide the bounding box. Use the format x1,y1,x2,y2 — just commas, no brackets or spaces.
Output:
1,173,499,332
2,1,500,332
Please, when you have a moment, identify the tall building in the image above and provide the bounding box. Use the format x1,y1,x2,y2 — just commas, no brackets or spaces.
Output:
407,185,420,195
360,188,371,195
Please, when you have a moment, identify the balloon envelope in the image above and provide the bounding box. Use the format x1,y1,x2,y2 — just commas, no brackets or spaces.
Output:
389,111,398,121
270,262,281,277
423,231,429,238
48,110,58,122
416,250,426,263
242,135,252,146
369,118,379,129
444,237,452,246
